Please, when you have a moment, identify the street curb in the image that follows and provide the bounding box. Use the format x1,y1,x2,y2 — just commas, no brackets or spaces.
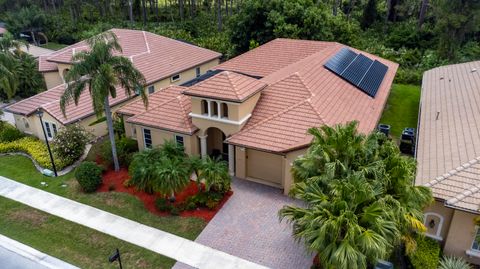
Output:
0,234,80,269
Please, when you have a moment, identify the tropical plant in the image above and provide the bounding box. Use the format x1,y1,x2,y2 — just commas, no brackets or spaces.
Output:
187,155,203,190
60,31,147,172
0,52,20,100
154,157,190,201
438,256,471,269
52,124,91,164
5,6,46,45
128,148,163,193
75,161,103,193
407,234,441,269
158,139,186,161
100,136,138,167
197,156,231,193
279,121,433,269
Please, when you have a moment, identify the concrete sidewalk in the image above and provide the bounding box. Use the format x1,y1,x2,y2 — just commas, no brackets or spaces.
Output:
0,234,79,269
0,176,268,269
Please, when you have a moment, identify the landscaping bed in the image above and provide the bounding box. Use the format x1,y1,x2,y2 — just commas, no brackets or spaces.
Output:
98,168,233,222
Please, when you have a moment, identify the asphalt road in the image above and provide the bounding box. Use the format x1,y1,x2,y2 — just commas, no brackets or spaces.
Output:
0,245,51,269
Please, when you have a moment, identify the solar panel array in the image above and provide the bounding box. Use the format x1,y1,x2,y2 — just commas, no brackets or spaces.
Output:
324,47,388,97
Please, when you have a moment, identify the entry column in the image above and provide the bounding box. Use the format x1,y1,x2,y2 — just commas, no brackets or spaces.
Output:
228,144,235,176
199,135,208,158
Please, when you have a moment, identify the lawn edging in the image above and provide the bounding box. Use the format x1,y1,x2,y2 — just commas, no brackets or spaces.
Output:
0,144,92,176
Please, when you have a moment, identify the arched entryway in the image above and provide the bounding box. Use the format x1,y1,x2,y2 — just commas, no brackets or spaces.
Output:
205,127,228,161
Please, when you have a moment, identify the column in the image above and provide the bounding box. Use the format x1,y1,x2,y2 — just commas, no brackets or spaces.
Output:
228,144,235,176
208,101,212,117
199,135,208,158
217,102,221,118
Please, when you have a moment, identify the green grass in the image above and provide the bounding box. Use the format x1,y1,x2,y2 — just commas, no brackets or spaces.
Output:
379,84,421,139
41,42,68,51
0,155,206,267
0,196,173,268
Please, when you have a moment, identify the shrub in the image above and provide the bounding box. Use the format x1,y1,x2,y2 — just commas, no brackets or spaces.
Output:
155,198,173,212
52,124,91,165
75,161,103,193
100,137,138,167
438,256,471,269
170,206,180,216
408,235,441,269
0,137,68,169
0,124,25,142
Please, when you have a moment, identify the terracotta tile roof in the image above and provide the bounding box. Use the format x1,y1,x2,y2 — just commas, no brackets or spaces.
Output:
39,28,222,85
227,41,398,152
182,71,267,102
5,83,131,125
121,86,197,135
416,61,480,212
0,27,6,34
215,38,333,78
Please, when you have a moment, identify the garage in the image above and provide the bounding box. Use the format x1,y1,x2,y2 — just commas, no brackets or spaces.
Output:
246,149,284,187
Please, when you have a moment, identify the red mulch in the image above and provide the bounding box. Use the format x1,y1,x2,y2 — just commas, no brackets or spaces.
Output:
97,168,232,222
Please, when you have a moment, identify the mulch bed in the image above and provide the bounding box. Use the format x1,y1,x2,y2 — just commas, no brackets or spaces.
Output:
97,168,233,222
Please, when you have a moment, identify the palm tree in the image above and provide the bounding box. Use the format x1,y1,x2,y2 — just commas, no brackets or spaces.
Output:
60,31,147,171
128,148,163,193
280,121,433,269
0,53,19,99
187,155,204,191
198,156,231,193
155,157,190,201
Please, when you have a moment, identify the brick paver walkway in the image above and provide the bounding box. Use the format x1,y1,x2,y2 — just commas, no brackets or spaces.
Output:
173,178,313,269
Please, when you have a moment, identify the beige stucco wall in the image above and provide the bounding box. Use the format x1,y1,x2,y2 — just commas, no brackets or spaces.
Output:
43,71,63,89
134,125,198,156
443,210,480,265
283,148,307,194
14,112,65,142
423,201,454,243
235,146,247,178
193,117,243,136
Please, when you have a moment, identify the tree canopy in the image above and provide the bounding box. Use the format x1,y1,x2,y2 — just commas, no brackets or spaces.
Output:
280,122,433,269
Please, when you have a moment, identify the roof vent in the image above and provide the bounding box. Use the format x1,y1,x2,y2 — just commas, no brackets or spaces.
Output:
472,68,477,73
439,76,444,80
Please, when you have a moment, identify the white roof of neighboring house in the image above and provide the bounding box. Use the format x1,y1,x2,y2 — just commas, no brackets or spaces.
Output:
19,45,54,58
416,60,480,213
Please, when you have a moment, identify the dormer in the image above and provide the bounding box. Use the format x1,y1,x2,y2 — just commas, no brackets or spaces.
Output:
183,71,266,135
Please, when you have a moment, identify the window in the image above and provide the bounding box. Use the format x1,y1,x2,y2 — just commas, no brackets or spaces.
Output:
147,85,155,94
196,67,201,78
22,118,29,129
472,228,480,251
132,124,136,136
201,100,209,115
175,135,184,147
44,122,57,140
171,74,181,82
143,128,152,149
221,103,228,118
212,101,219,117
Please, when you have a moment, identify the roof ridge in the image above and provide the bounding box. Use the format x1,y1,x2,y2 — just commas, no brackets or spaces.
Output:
5,84,65,114
425,156,480,187
128,88,184,121
176,95,192,131
225,71,241,100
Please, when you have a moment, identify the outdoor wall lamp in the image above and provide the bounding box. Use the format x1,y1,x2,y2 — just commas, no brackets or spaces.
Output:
429,219,436,229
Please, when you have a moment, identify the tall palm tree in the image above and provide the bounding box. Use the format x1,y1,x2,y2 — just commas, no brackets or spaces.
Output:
198,156,231,193
60,31,147,171
280,121,433,269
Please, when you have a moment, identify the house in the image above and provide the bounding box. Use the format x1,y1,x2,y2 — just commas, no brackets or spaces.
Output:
0,22,6,37
117,38,398,193
416,61,480,264
5,28,221,141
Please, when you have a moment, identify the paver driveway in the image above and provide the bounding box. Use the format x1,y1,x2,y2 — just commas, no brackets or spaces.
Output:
173,178,313,269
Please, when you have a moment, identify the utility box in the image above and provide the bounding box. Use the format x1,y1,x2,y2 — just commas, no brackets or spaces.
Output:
378,124,391,137
375,260,393,269
42,169,54,177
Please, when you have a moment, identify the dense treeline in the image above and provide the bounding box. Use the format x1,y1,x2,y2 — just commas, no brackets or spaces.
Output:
0,0,479,85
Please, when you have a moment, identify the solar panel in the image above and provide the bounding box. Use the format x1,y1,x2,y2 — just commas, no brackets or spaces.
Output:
358,60,388,97
324,48,358,74
323,48,389,98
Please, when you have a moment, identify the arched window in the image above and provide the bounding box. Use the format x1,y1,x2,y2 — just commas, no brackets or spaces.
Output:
212,101,219,117
201,100,209,115
221,103,228,118
22,117,29,129
62,68,70,81
424,212,444,240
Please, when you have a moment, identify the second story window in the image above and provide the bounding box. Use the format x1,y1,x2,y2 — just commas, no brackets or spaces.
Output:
201,100,209,115
196,67,201,78
147,85,155,94
143,128,152,149
212,101,219,117
171,74,181,82
221,103,228,118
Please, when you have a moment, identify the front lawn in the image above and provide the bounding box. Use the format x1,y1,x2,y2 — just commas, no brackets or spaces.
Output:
0,155,206,240
379,84,421,139
0,196,174,268
41,42,68,51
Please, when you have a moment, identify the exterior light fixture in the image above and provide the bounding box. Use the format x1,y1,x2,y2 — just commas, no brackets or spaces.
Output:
429,219,436,229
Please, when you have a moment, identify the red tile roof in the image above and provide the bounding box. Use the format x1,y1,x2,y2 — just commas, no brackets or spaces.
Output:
182,71,267,102
0,27,6,34
119,86,197,135
39,28,221,85
5,83,131,125
214,38,334,78
227,41,398,152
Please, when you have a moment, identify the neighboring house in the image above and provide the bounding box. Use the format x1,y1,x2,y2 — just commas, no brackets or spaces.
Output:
118,38,398,194
18,44,54,58
5,28,221,141
416,61,480,264
0,27,5,38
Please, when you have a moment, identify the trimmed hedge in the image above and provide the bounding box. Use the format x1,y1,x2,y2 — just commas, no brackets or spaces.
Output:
408,235,441,269
0,137,68,170
75,162,103,193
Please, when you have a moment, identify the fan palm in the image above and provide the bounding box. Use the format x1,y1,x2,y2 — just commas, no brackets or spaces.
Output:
154,157,190,201
280,121,433,269
60,31,147,171
198,156,231,193
187,155,204,191
0,53,20,99
128,148,163,193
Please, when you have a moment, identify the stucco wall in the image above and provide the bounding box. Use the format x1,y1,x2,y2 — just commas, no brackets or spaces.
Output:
423,201,454,243
443,209,480,265
193,117,243,136
134,125,198,155
43,71,63,89
283,148,307,194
